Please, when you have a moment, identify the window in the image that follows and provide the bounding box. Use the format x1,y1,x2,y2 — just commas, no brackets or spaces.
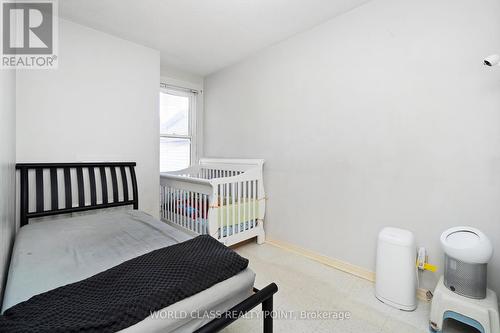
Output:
159,86,197,172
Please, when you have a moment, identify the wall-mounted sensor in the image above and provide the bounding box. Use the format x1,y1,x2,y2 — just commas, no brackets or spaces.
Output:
484,54,500,67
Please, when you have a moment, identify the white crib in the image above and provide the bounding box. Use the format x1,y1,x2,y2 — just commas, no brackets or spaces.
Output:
160,158,266,246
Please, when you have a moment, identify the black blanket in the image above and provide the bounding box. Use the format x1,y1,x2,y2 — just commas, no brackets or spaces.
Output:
0,235,249,333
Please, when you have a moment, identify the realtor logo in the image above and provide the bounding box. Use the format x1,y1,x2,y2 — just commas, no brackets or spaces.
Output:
1,0,58,68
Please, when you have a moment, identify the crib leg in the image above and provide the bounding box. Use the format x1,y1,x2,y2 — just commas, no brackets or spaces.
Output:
257,233,265,245
257,226,266,245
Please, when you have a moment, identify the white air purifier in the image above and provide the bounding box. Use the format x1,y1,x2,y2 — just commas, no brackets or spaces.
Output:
375,227,417,311
440,226,493,299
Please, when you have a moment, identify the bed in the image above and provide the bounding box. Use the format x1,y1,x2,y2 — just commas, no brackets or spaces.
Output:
160,159,266,246
2,162,277,333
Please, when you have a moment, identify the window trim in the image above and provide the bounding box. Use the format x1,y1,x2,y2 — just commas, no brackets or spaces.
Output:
159,86,198,171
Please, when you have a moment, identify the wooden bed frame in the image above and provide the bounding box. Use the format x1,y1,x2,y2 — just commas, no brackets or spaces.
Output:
16,162,278,333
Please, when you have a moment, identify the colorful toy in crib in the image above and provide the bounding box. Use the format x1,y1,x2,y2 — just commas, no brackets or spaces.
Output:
166,195,209,219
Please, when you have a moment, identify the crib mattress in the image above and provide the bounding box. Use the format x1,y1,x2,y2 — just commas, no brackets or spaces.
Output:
2,210,255,332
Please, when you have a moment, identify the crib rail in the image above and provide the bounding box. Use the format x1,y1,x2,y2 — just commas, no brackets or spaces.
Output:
163,168,243,181
160,159,266,246
213,179,260,239
160,185,211,235
165,159,264,180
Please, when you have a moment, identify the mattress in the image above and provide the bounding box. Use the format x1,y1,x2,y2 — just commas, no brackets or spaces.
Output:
2,209,255,332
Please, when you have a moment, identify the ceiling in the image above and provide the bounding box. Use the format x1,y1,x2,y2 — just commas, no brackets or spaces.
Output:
60,0,369,77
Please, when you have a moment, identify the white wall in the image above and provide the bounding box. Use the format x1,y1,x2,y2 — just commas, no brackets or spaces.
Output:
161,65,204,91
204,0,500,293
0,69,16,298
16,20,160,217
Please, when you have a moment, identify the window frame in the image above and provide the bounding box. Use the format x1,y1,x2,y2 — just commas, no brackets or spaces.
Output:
159,86,198,172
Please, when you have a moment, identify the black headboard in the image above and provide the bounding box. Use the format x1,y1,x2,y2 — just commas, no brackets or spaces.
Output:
16,162,139,227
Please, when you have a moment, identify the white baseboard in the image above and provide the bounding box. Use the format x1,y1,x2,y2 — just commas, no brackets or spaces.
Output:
266,238,430,302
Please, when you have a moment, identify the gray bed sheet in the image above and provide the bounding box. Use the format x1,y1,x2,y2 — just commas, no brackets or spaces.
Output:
2,210,255,332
